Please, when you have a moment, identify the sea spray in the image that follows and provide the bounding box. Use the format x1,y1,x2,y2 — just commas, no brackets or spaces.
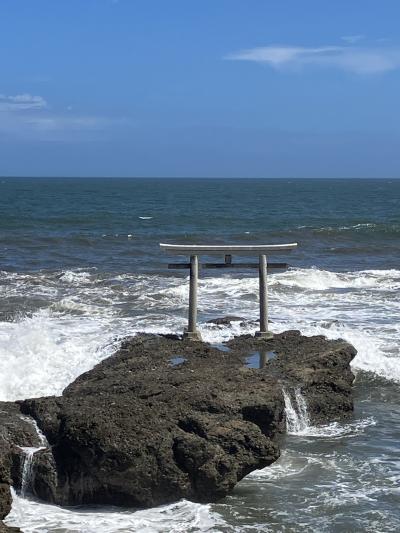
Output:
19,415,48,497
283,388,311,434
19,415,48,446
20,446,45,497
282,388,376,438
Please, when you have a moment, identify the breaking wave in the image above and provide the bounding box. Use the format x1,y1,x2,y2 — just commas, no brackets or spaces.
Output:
6,490,226,533
1,265,399,532
1,266,400,403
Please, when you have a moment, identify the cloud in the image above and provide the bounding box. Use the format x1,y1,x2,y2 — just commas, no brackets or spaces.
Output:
0,92,128,140
226,44,400,74
0,114,128,140
23,115,128,132
341,35,365,44
0,93,47,111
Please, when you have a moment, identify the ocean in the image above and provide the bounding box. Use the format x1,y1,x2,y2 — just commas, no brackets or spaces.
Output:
1,177,399,532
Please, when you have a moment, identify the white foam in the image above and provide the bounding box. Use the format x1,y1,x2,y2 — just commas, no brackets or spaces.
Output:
270,267,400,291
0,309,120,401
292,417,377,438
6,489,226,533
19,447,46,497
1,266,399,532
283,388,376,438
248,450,311,481
1,266,400,401
19,415,48,446
59,270,92,285
283,388,311,434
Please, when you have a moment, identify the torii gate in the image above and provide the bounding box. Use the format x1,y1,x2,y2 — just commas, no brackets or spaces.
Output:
160,243,298,341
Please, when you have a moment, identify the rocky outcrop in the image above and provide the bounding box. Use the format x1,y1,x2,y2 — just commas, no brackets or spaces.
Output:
0,403,41,533
0,523,21,533
206,316,245,325
227,330,356,424
15,330,356,510
20,335,284,507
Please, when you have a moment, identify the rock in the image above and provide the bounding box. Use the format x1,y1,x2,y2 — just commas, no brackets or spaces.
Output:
0,403,43,532
0,522,21,533
0,483,11,524
21,334,284,507
206,316,245,326
18,331,356,509
226,330,356,424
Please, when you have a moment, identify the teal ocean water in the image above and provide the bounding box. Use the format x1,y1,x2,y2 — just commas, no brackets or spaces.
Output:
1,178,400,532
1,178,399,272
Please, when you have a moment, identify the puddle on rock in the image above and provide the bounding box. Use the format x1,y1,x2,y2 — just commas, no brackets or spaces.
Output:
245,350,277,369
169,356,187,367
210,343,231,353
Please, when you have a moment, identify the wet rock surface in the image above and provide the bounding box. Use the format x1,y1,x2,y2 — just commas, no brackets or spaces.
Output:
227,330,356,425
15,330,356,510
0,403,41,532
206,316,245,325
0,522,21,533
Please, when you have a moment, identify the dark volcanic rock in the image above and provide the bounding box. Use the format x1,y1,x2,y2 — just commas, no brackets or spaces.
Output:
21,335,284,507
206,316,245,325
227,330,357,424
0,403,43,532
0,522,21,533
19,331,356,509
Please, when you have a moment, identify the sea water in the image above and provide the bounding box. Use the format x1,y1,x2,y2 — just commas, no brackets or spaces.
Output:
1,178,399,531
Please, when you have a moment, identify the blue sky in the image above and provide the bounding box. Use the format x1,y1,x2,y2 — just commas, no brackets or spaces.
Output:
1,0,400,177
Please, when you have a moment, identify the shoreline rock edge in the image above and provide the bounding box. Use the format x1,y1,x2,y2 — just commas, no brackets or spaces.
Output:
1,330,356,522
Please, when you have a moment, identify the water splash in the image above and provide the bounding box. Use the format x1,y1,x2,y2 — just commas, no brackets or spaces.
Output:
7,488,227,533
283,388,311,434
283,389,376,438
20,446,45,497
18,415,49,497
19,415,48,446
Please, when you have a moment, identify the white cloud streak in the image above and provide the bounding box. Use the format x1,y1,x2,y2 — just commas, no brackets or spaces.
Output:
24,115,127,132
341,35,365,44
226,45,400,74
0,93,47,111
0,92,128,139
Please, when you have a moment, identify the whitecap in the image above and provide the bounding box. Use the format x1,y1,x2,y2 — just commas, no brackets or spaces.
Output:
6,490,226,533
0,309,120,401
59,271,92,285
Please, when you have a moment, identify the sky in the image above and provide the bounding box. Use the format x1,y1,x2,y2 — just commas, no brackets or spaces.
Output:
1,0,400,178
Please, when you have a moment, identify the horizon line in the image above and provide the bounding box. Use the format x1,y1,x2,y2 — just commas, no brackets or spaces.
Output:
1,176,399,180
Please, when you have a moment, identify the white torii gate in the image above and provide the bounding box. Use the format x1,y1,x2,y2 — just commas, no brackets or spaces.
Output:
160,243,298,341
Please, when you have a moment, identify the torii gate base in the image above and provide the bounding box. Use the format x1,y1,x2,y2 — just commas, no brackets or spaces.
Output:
160,243,298,341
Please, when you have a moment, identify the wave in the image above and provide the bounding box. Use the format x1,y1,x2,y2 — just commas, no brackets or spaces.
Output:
6,489,226,533
283,387,376,438
0,266,399,404
270,267,400,291
313,222,400,235
1,265,399,532
290,417,377,439
0,309,121,401
58,270,93,285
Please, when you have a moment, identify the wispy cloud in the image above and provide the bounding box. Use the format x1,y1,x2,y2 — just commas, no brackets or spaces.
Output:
0,92,128,140
23,115,128,132
226,44,400,74
0,93,47,111
341,35,365,44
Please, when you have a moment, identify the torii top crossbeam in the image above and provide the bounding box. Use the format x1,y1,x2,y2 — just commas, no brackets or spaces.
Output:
160,242,298,341
160,243,297,255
